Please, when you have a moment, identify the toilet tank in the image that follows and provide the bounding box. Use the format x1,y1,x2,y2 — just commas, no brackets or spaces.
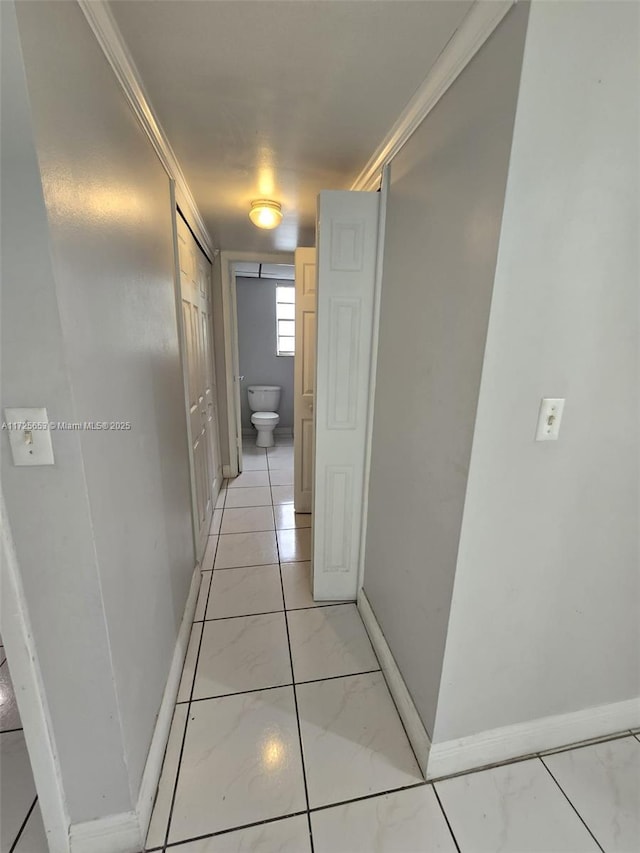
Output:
247,385,281,413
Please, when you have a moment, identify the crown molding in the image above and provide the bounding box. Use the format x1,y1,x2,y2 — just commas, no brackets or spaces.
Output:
351,0,516,191
77,0,215,258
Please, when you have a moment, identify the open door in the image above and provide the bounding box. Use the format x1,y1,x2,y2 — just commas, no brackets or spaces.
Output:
294,248,316,513
313,191,381,600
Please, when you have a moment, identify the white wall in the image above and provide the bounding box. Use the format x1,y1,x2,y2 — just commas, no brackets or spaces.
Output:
432,0,639,743
236,277,294,431
1,0,131,821
2,0,195,823
362,3,530,738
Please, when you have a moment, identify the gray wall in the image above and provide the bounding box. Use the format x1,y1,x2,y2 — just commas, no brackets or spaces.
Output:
236,277,294,431
1,0,131,820
2,0,194,823
363,3,530,738
432,0,640,743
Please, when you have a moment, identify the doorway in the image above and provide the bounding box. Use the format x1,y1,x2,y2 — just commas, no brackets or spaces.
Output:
234,261,296,456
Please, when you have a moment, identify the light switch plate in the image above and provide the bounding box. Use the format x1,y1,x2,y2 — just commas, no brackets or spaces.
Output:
4,407,55,465
535,398,565,441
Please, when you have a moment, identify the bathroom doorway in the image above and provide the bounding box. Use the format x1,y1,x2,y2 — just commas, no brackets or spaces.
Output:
234,261,296,453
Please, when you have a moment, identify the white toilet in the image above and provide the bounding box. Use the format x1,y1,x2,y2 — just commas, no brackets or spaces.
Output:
247,385,281,447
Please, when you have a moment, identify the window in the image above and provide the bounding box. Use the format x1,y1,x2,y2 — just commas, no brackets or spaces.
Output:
276,284,295,356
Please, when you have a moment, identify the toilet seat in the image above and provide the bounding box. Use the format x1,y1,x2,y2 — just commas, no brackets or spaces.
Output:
251,411,279,425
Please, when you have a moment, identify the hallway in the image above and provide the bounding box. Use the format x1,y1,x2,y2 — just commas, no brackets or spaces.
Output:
143,438,640,853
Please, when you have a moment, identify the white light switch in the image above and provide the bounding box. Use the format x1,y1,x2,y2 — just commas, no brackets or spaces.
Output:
4,407,55,465
535,398,565,441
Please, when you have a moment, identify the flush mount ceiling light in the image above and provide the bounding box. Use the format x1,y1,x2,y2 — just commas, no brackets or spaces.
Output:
249,199,283,230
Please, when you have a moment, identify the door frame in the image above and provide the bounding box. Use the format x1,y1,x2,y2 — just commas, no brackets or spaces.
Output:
219,250,294,477
356,168,389,593
171,192,221,562
0,491,70,853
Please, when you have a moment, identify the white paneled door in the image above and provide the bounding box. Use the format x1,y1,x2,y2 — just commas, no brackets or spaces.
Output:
314,191,381,601
294,248,317,514
177,213,222,560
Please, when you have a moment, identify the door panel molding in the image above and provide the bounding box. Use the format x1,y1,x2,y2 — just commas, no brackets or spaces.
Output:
314,191,380,601
294,248,317,513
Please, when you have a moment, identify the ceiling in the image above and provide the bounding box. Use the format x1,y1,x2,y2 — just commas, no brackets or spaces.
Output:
109,0,474,252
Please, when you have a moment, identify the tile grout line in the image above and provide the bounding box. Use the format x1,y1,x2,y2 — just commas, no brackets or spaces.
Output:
163,809,308,850
538,756,606,852
269,451,316,853
431,786,462,853
175,667,384,706
160,490,225,852
8,795,37,853
190,599,353,625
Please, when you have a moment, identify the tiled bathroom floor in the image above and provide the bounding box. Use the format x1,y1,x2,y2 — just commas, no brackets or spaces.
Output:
146,437,640,853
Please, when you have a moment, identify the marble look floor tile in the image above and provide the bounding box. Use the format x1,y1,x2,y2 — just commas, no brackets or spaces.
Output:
277,527,311,563
543,736,640,852
201,535,218,571
206,564,283,620
193,572,212,622
269,469,294,486
228,470,270,489
288,604,379,682
0,731,37,852
436,757,601,853
170,814,311,852
177,622,203,702
146,704,189,849
209,509,223,536
273,504,311,530
192,613,291,699
271,486,294,504
297,672,422,808
224,487,273,509
240,453,269,471
267,445,294,458
221,506,275,535
215,531,278,569
281,562,340,610
12,801,47,853
0,661,21,732
311,785,457,853
280,565,351,613
168,687,306,842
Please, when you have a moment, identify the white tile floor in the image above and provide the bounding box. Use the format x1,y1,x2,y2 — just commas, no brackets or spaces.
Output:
0,638,48,853
145,438,640,853
1,439,637,852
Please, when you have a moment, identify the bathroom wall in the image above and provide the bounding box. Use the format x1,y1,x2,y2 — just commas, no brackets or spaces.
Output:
236,276,294,431
362,2,530,739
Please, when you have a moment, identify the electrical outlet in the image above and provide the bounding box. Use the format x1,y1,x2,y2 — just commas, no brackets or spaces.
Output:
535,398,565,441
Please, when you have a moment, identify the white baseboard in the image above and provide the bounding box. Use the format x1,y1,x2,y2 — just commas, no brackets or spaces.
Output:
135,565,201,833
357,590,430,775
68,812,140,853
427,696,640,780
69,565,202,853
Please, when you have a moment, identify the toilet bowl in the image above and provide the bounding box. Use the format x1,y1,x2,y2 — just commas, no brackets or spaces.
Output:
247,385,281,448
250,411,280,447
